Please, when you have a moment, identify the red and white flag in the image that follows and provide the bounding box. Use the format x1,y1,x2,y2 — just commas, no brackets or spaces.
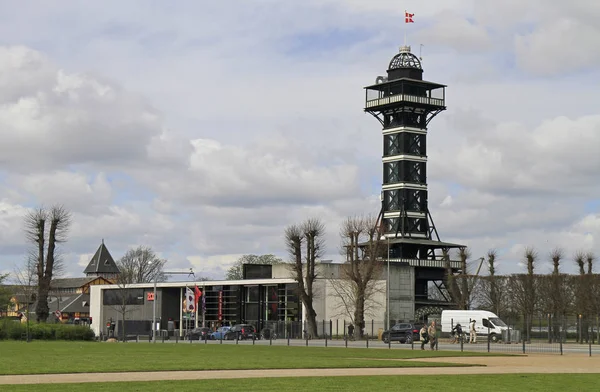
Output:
185,287,195,312
405,11,414,23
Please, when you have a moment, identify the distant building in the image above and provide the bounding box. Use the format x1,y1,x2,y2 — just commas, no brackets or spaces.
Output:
2,240,120,324
83,239,121,280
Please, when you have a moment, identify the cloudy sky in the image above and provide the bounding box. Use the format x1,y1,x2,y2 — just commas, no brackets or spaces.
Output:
1,0,599,279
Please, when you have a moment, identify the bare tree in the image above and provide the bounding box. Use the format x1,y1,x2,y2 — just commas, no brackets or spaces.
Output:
585,252,595,275
545,248,569,341
575,251,586,275
285,218,325,339
12,256,39,340
25,205,71,323
117,246,167,283
573,251,592,342
0,274,11,316
112,265,137,342
225,254,283,280
445,248,480,310
478,249,509,316
510,247,538,342
338,215,384,338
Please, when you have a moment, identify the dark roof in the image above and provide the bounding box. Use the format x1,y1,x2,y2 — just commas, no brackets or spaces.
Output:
50,278,96,289
364,77,446,90
59,293,90,313
83,241,121,275
358,237,465,249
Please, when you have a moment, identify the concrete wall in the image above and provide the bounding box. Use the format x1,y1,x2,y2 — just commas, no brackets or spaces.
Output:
389,265,415,323
91,286,166,337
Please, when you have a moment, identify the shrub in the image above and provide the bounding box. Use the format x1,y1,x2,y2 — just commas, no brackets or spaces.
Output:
0,318,95,341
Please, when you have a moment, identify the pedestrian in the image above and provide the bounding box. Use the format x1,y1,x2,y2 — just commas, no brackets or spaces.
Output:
419,324,428,350
469,319,477,343
348,323,354,340
452,323,463,344
427,321,437,350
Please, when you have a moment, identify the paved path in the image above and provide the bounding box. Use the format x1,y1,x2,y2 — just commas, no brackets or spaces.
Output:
1,354,599,385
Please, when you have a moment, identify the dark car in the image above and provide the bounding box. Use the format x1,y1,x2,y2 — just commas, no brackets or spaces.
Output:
224,324,256,340
381,323,423,344
188,327,212,340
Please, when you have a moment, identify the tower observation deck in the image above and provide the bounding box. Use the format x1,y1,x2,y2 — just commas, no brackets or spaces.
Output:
364,45,465,267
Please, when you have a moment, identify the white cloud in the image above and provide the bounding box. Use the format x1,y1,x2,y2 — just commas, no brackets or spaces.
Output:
0,0,600,280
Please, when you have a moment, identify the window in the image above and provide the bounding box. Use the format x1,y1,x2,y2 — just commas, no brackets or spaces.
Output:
103,289,145,306
489,317,507,327
482,318,491,328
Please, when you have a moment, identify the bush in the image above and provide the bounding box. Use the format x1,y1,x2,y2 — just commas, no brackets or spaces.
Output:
0,318,95,341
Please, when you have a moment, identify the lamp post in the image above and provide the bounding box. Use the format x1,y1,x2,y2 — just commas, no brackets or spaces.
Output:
383,235,391,330
152,268,195,343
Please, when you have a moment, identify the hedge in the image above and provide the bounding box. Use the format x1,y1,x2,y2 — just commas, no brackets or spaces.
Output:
0,318,96,341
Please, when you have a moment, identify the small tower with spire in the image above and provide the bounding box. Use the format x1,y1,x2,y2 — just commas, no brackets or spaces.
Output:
83,239,120,280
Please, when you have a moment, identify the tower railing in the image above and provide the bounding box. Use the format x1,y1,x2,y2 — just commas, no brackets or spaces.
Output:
378,257,461,269
366,94,444,109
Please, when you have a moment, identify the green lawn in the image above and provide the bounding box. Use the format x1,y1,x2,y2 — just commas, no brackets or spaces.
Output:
2,374,598,392
0,341,504,375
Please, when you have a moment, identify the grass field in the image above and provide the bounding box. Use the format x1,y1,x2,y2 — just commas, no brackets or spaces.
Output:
2,374,598,392
0,341,503,375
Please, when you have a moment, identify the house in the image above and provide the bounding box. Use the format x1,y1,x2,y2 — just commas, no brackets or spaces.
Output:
2,240,121,323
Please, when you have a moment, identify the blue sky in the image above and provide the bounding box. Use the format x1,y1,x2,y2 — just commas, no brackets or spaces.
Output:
1,0,600,279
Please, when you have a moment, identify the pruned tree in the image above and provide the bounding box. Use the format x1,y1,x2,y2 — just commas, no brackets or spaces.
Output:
573,251,592,342
25,205,71,323
336,215,384,338
445,248,480,310
477,249,509,316
285,218,325,339
117,246,167,284
225,254,283,280
545,248,569,341
585,252,595,275
510,247,538,342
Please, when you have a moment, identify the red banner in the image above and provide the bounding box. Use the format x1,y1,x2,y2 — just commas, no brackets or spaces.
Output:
218,290,223,321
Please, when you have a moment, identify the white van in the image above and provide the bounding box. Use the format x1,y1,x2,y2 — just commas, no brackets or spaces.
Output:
441,310,508,342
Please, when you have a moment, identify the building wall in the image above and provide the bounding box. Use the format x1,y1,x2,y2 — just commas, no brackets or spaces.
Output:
389,265,415,322
90,286,164,337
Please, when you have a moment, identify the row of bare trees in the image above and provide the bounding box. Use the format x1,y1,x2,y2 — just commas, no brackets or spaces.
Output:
285,215,383,339
446,247,600,341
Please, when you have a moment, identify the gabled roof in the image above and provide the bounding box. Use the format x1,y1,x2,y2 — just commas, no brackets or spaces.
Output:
50,276,113,290
83,240,121,275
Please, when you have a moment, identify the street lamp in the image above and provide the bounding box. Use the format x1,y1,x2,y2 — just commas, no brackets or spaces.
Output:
152,268,195,343
383,234,391,330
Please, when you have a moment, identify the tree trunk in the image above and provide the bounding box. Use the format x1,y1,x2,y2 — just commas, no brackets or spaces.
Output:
353,290,366,339
302,295,318,338
35,276,51,322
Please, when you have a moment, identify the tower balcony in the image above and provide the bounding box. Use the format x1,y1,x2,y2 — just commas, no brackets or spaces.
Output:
366,93,444,110
379,257,462,270
364,78,446,111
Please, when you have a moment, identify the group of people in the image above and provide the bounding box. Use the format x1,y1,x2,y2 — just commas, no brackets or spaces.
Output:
419,319,478,350
419,321,438,350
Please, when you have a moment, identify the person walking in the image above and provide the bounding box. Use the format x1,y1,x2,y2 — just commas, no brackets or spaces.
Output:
427,321,437,350
452,323,463,344
419,324,428,350
469,319,477,343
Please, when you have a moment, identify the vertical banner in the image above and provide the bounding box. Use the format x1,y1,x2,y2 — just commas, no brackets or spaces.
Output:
218,290,223,321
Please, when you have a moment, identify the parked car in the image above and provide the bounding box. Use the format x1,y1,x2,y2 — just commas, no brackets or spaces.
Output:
224,324,256,340
381,323,423,344
188,327,211,340
210,326,231,340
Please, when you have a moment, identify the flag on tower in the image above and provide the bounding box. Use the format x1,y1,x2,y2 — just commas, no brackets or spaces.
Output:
405,11,414,23
185,287,195,312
